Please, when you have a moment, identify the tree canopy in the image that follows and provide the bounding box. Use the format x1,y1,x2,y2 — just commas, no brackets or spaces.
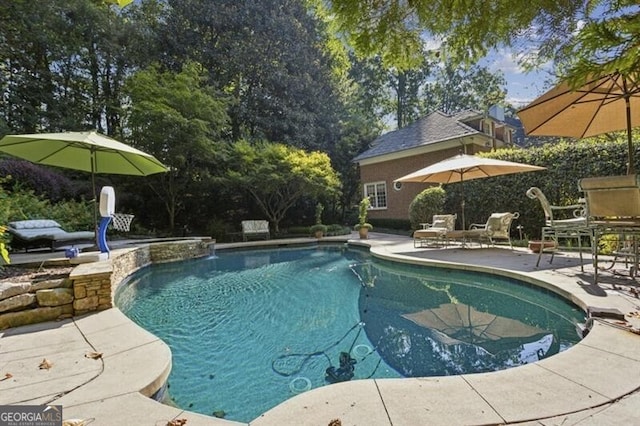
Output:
328,0,640,82
124,62,229,231
226,140,341,233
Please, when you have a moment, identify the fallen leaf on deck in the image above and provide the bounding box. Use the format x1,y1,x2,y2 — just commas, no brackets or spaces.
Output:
166,419,187,426
84,351,103,360
39,358,53,370
0,373,12,381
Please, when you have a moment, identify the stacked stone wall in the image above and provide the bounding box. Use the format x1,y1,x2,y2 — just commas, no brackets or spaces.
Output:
0,276,74,329
0,238,213,329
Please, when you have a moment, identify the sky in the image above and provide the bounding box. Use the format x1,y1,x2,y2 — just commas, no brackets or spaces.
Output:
483,49,556,109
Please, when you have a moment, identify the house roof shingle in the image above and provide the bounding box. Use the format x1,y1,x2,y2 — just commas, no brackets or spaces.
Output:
353,111,481,162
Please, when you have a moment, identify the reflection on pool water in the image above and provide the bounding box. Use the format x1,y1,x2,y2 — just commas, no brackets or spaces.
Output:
115,245,585,423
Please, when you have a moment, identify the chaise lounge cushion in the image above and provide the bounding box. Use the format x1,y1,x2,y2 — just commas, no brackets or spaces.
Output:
7,219,95,252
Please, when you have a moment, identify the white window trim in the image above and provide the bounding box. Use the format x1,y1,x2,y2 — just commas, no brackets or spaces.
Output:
364,181,388,210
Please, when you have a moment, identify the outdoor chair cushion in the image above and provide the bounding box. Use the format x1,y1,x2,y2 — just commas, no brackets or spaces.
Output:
7,219,95,252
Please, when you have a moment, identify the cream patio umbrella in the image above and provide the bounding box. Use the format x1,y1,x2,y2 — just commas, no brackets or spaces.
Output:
517,70,640,174
394,154,546,229
0,131,169,232
402,303,549,355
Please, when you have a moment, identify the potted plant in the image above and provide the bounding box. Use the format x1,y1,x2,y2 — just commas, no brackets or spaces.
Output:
310,203,327,239
354,197,373,239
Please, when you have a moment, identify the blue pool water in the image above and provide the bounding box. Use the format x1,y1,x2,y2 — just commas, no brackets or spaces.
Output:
115,245,585,423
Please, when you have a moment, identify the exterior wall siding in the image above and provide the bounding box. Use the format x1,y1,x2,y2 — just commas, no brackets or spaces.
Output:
360,145,488,221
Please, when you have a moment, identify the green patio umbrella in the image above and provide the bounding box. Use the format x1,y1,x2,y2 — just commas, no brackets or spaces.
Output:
0,131,168,232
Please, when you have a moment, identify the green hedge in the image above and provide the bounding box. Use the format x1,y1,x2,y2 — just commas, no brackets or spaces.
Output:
369,218,412,231
442,139,634,239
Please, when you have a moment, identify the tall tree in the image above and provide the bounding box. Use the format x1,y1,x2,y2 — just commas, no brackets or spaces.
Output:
0,0,154,135
423,63,507,115
124,62,229,231
161,0,344,152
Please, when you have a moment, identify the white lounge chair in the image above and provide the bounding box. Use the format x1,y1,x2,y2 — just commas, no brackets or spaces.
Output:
468,212,520,249
413,214,457,247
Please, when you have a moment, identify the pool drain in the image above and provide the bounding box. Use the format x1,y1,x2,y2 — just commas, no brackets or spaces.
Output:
352,344,373,358
289,376,312,393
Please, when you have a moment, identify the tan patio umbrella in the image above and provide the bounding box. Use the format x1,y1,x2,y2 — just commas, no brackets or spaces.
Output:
394,154,545,229
517,71,640,174
0,131,168,233
402,303,548,354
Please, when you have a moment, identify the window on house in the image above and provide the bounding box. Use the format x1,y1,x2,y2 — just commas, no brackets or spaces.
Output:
364,182,387,209
484,120,493,136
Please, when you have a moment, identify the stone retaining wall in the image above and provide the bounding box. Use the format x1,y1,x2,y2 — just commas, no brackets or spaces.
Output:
0,239,213,329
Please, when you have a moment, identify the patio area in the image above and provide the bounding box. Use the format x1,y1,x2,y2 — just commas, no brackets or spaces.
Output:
1,232,640,425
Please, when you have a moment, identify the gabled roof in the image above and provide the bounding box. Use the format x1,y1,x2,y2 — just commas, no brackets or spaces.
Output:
353,111,481,162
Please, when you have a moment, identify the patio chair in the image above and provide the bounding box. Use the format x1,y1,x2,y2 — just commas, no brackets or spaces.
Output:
578,174,640,283
468,212,520,249
241,220,270,241
413,214,457,248
526,187,592,271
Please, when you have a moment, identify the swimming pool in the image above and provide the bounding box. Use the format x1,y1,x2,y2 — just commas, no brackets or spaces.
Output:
115,245,585,423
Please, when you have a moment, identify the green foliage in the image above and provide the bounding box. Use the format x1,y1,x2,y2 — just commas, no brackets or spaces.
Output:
326,224,350,235
369,218,412,232
423,63,507,116
310,223,328,235
408,186,446,229
310,204,327,235
314,203,324,224
0,175,93,255
124,61,229,231
0,226,9,265
354,197,373,230
164,0,345,152
226,140,341,233
0,176,93,236
328,0,640,90
442,139,634,240
49,200,94,232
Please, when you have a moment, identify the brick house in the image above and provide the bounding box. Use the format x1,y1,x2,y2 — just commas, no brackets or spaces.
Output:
353,107,516,221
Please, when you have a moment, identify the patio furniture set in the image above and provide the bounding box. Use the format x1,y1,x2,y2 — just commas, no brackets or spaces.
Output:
414,174,640,284
413,212,520,249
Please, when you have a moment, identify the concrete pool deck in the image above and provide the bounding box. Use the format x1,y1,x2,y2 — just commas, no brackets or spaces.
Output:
1,233,640,425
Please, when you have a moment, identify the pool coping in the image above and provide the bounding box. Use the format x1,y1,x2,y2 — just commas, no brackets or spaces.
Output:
2,234,640,425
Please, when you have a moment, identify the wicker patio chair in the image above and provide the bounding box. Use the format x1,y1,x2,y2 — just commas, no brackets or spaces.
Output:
413,214,457,248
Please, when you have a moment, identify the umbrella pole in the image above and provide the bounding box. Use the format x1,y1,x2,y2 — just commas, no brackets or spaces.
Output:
625,94,635,175
91,150,98,239
461,177,466,230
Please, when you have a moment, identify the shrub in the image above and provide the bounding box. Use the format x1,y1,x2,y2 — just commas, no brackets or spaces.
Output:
0,159,79,202
310,224,328,235
0,226,9,265
409,186,446,229
326,224,350,235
